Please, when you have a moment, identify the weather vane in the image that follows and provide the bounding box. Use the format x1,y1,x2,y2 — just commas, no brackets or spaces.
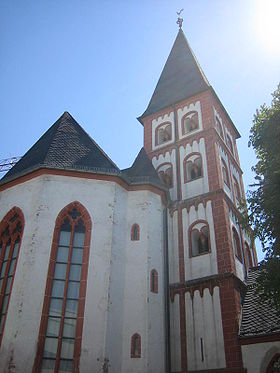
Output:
176,9,184,28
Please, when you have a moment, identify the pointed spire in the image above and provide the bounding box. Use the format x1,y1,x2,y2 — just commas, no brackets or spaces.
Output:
140,29,210,119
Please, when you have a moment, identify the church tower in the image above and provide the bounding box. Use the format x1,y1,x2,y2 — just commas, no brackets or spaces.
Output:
138,27,257,372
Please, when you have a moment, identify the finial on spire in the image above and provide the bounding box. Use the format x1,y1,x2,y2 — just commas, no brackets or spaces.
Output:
176,9,184,29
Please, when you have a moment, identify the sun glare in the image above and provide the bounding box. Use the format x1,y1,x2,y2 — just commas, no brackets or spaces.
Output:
254,0,280,55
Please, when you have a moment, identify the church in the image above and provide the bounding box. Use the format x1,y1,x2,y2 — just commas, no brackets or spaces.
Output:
0,23,280,373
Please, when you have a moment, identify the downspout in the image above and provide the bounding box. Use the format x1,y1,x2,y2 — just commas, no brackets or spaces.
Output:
163,206,171,373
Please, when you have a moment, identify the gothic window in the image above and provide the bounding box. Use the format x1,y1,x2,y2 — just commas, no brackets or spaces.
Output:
131,333,141,358
184,154,203,183
34,202,91,373
226,134,234,154
150,269,158,293
232,228,242,261
233,176,241,204
155,122,172,145
182,111,199,135
131,224,140,241
0,207,24,347
157,163,173,188
245,242,253,269
190,222,210,257
215,116,224,139
221,159,230,188
267,353,280,373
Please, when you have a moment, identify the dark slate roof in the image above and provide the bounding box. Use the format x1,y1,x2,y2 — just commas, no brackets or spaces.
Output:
239,267,280,338
1,112,119,184
121,147,166,190
140,28,210,119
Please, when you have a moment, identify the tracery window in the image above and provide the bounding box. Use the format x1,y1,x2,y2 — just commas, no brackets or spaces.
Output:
0,207,24,346
131,333,141,358
245,242,253,269
221,159,230,188
190,222,210,257
184,153,203,183
157,163,173,188
182,111,199,135
232,228,242,261
155,123,172,146
131,224,140,241
226,134,234,154
233,176,241,205
267,353,280,373
215,116,224,139
34,202,91,373
150,269,158,293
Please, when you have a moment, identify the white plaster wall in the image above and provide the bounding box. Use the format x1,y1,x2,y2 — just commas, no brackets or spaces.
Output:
177,101,203,139
182,201,218,281
0,175,166,373
186,287,226,371
152,112,175,151
152,149,177,201
242,341,280,373
168,211,179,284
170,294,181,372
179,138,209,200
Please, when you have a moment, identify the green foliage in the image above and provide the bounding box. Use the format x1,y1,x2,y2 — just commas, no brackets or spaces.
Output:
247,84,280,310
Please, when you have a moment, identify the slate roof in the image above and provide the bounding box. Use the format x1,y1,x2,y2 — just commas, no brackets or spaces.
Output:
140,28,210,119
1,112,119,184
239,267,280,338
121,147,166,190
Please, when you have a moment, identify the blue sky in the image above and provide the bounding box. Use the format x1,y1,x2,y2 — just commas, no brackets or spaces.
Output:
1,1,279,260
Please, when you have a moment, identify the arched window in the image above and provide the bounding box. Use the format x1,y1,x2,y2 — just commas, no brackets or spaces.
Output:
184,153,203,183
157,163,173,188
233,176,241,205
226,134,234,154
155,122,172,145
182,111,199,135
131,224,140,241
221,159,230,188
232,228,242,261
131,333,141,358
150,269,158,293
33,202,91,373
245,242,253,269
190,222,210,257
266,353,280,373
215,116,224,139
0,207,24,347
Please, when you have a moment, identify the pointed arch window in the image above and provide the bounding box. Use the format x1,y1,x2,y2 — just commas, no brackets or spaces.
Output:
232,227,242,261
33,202,91,373
131,333,141,358
155,122,172,146
267,353,280,373
150,269,158,293
221,159,230,188
0,207,24,347
131,224,140,241
233,176,241,205
184,153,203,183
226,134,234,154
244,242,253,270
215,116,224,139
182,111,199,135
190,221,210,257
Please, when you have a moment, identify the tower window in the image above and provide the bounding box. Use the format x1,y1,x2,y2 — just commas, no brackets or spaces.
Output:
233,176,241,205
0,207,24,347
182,111,199,135
157,163,173,188
221,159,230,188
33,202,91,373
190,222,210,257
245,242,252,269
150,269,158,293
184,153,203,183
131,224,140,241
232,228,242,261
131,333,141,358
215,116,224,139
226,134,234,154
155,122,172,145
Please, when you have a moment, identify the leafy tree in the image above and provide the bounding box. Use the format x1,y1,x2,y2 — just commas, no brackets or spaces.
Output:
247,84,280,310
